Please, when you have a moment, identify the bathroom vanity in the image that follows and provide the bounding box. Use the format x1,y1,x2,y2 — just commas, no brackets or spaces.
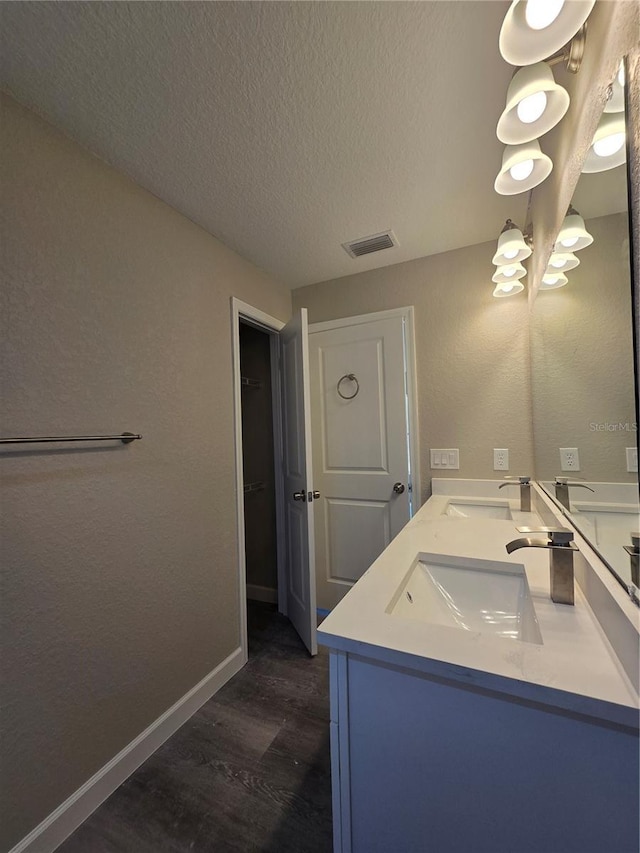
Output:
319,481,639,853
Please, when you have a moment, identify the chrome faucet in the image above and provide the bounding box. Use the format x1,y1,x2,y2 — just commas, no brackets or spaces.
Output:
506,527,577,605
498,476,531,512
623,532,640,588
554,477,595,511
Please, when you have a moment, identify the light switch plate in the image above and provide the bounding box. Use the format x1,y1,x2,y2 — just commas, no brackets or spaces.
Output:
560,447,580,471
430,448,460,470
627,447,638,473
493,448,509,471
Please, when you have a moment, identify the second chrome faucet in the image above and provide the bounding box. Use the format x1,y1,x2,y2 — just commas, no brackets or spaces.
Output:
498,476,531,512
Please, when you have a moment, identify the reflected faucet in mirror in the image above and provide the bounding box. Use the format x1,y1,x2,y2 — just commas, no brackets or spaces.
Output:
506,527,577,606
623,533,639,589
553,476,595,511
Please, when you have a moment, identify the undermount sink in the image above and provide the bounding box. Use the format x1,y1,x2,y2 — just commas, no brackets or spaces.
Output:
443,499,512,520
571,502,640,546
386,553,543,644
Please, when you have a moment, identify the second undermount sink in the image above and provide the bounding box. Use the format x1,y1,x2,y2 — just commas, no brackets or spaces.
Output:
443,498,513,520
571,502,640,546
386,553,543,644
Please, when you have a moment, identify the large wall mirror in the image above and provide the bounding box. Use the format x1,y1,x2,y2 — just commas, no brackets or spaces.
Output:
530,57,639,601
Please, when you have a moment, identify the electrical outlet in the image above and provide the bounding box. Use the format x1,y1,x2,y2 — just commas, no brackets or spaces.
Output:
560,447,580,471
430,448,460,470
493,448,509,471
627,447,638,473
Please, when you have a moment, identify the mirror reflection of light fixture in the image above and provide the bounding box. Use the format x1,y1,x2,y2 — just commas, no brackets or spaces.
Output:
582,113,626,173
499,0,595,68
497,62,570,144
604,62,626,113
492,262,527,284
554,206,593,252
493,280,525,298
547,251,580,272
492,219,532,265
540,271,568,289
495,140,553,195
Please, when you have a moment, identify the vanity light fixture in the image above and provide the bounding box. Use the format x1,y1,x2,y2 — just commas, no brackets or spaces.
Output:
540,271,568,289
492,262,527,284
497,62,570,144
554,206,593,252
582,112,626,173
493,280,525,298
499,0,595,69
492,219,532,265
494,140,553,195
547,251,579,272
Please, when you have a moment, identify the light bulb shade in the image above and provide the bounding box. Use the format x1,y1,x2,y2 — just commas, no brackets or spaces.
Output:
540,272,568,289
499,0,595,66
497,62,570,144
547,252,579,272
492,225,532,265
493,281,525,298
494,140,553,195
492,262,527,284
554,211,593,252
582,113,626,173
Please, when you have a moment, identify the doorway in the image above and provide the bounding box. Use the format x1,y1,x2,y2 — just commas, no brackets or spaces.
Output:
239,322,279,607
231,300,285,662
231,300,418,658
231,299,318,659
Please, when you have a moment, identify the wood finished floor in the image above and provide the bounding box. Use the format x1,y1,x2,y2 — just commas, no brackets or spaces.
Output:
58,602,332,853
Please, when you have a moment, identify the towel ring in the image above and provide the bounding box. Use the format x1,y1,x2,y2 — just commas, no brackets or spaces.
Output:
337,373,359,400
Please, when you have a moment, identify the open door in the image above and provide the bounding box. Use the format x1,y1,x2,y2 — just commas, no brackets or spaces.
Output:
280,308,318,655
308,308,417,611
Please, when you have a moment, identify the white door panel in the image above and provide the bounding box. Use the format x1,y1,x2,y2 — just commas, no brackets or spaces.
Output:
324,498,391,583
320,338,388,471
281,308,317,654
310,312,413,611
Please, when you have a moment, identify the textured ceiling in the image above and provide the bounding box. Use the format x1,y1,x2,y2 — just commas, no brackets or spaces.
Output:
1,1,531,287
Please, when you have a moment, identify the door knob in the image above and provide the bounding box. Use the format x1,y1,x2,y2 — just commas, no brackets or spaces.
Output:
312,490,320,500
293,490,306,501
393,482,405,494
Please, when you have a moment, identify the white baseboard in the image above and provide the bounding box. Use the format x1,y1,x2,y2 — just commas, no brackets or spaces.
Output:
246,583,278,603
10,647,245,853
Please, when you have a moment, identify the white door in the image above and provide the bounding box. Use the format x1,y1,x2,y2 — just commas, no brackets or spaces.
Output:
309,310,415,611
280,308,318,655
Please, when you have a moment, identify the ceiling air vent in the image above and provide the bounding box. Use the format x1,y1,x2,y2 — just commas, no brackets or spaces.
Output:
342,230,398,259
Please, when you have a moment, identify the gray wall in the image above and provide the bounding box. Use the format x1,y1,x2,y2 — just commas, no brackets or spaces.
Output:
293,240,534,503
531,212,637,482
0,93,291,851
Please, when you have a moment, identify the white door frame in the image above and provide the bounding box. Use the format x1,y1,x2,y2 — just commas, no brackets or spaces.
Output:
231,298,287,664
309,306,421,513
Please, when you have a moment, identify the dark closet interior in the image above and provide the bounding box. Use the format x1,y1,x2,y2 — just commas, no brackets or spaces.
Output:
239,322,278,601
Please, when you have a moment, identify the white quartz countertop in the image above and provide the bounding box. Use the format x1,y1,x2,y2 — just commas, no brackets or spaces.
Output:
318,493,639,729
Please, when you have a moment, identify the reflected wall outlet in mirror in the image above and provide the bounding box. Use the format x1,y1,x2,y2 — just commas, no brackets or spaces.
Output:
494,448,509,470
560,447,580,471
626,447,638,473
